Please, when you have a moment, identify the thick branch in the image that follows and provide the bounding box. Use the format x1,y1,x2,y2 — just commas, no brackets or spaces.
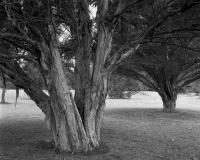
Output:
117,67,158,91
0,60,49,114
0,32,41,48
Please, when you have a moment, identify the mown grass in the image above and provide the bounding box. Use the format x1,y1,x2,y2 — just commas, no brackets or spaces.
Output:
1,107,200,160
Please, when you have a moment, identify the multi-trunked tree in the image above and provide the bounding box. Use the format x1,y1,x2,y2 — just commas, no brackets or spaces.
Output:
0,0,199,153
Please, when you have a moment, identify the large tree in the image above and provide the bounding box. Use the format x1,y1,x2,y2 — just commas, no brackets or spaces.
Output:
116,2,200,112
0,0,200,153
117,40,200,112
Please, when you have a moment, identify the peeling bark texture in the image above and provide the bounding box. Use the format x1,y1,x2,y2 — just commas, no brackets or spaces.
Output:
74,60,108,148
1,88,6,104
38,24,92,153
47,47,91,152
75,62,109,148
0,0,113,154
73,0,112,149
74,29,111,148
83,22,111,148
84,79,108,148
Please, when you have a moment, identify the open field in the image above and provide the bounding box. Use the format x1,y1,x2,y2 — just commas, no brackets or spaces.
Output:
1,90,200,160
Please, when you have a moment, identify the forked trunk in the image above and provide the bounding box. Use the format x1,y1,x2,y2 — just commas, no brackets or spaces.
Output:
46,38,92,153
42,0,111,151
1,88,6,104
84,78,108,148
49,92,91,153
37,24,95,153
73,2,111,148
75,79,107,148
82,4,112,143
74,54,108,148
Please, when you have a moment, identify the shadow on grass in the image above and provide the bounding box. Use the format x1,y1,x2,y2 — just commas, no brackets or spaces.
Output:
0,102,11,105
37,140,110,156
105,108,200,121
1,108,200,160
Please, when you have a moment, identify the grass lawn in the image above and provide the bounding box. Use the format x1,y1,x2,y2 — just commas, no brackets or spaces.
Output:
1,91,200,160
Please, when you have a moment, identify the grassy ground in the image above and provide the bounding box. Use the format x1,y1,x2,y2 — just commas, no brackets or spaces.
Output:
1,91,200,160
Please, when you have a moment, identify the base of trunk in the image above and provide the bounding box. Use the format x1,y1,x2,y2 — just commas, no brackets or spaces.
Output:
48,96,102,153
0,100,6,104
163,107,175,113
163,100,176,113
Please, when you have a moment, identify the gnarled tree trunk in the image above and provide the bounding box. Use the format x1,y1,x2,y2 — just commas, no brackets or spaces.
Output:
73,0,112,149
84,77,108,147
48,48,91,152
75,66,108,148
38,24,93,153
74,63,109,148
1,0,112,153
83,26,111,146
74,18,111,148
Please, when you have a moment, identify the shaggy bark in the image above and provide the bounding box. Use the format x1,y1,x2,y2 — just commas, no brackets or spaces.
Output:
73,0,112,148
48,46,91,152
75,56,109,148
82,22,112,146
83,78,108,147
37,24,93,153
75,53,109,147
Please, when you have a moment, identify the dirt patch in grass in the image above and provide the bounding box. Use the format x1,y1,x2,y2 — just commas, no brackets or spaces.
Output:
1,108,200,160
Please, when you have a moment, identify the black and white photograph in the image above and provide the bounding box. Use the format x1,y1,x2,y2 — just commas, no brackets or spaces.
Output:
0,0,200,159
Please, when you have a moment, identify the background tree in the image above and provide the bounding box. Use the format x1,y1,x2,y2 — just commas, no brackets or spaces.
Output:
116,1,200,112
117,40,200,112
